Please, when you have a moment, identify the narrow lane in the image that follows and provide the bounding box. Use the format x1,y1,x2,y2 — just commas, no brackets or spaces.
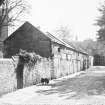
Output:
24,67,105,104
1,66,105,104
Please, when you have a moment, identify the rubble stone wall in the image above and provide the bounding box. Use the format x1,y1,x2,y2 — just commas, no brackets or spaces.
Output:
0,59,17,96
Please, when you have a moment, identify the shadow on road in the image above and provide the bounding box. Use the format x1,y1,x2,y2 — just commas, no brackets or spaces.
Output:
36,73,105,100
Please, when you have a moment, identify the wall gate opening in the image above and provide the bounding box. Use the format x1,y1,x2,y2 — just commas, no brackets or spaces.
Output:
93,54,105,66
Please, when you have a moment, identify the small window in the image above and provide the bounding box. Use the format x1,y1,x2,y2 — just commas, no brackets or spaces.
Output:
58,48,60,52
66,54,68,61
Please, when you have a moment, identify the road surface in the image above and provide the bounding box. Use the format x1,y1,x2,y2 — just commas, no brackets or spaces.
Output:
1,66,105,105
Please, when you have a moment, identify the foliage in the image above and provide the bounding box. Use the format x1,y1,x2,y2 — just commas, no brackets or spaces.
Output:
18,49,41,64
16,49,41,71
96,1,105,41
76,39,105,56
15,49,41,89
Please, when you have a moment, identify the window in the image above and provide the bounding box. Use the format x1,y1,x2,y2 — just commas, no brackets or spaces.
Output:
58,47,60,52
66,54,68,61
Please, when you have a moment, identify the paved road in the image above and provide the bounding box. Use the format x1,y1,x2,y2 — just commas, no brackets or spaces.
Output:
1,66,105,105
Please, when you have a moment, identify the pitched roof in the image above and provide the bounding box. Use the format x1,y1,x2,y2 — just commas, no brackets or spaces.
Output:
45,33,88,55
46,32,75,50
63,39,88,55
4,22,75,50
4,21,88,55
4,21,32,42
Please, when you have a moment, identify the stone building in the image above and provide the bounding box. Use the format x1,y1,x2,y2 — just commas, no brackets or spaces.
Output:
3,22,89,79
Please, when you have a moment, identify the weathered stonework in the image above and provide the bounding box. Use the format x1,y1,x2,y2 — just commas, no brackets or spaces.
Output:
0,54,92,96
0,59,17,96
23,58,52,87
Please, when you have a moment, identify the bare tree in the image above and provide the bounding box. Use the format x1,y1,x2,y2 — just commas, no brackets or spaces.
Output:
0,0,5,6
55,25,73,40
0,0,30,36
2,0,30,25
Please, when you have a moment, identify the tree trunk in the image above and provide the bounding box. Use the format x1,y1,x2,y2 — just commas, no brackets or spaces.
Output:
16,63,24,89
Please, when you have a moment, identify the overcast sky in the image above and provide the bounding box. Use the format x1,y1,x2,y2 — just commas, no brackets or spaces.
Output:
11,0,105,41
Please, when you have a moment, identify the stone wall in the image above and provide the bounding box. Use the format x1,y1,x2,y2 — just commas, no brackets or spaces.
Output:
23,58,52,87
53,56,81,78
0,55,92,96
0,58,52,95
0,59,17,96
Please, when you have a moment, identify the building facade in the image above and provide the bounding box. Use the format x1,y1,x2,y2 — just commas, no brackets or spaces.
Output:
4,22,90,79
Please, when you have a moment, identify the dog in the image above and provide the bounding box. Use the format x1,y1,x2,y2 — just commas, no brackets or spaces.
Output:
44,78,49,84
41,78,45,85
41,78,49,85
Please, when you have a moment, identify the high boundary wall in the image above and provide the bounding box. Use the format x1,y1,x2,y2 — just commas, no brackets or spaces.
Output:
0,58,52,95
0,56,92,96
23,58,52,87
0,59,17,96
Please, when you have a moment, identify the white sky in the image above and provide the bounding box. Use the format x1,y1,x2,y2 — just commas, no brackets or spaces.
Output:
11,0,105,41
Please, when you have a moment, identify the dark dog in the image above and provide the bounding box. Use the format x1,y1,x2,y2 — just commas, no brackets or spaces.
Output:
44,78,49,84
41,78,45,85
41,78,49,85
